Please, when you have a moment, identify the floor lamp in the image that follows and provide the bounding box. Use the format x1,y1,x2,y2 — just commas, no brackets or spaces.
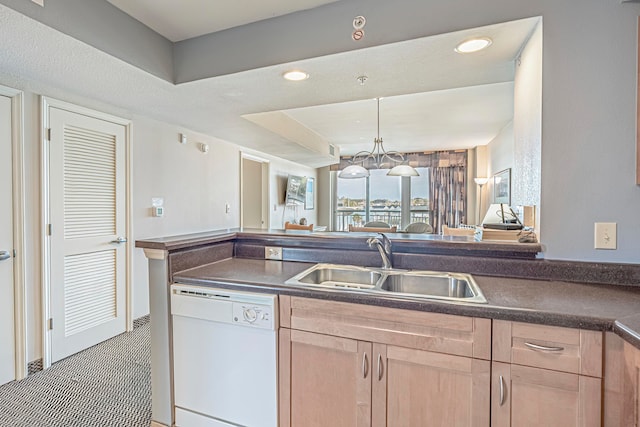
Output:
474,177,489,225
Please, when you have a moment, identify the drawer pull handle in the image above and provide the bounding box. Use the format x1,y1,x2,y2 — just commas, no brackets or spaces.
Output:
377,353,383,381
524,342,565,352
499,375,506,406
362,352,369,379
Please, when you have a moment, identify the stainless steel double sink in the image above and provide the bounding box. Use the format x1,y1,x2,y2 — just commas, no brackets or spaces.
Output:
285,263,487,304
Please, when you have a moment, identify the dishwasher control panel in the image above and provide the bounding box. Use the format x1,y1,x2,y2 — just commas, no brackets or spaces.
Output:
232,302,274,329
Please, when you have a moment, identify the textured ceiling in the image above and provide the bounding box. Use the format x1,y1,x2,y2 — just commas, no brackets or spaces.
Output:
105,0,342,42
0,3,538,166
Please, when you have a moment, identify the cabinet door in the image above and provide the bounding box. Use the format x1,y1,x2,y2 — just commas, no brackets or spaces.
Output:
492,362,601,427
283,329,372,427
372,343,490,427
604,333,639,426
624,341,640,427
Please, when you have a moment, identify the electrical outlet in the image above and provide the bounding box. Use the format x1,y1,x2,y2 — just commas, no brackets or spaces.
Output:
264,246,283,260
594,222,617,250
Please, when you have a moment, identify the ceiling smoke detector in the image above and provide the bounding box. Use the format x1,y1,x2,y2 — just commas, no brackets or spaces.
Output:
353,16,366,30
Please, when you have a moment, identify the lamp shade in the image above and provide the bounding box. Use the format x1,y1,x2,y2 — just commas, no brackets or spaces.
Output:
338,164,370,179
474,177,489,185
387,164,419,177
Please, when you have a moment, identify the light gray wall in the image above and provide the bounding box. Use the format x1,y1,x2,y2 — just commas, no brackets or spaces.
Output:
513,21,542,211
317,167,333,229
487,123,516,203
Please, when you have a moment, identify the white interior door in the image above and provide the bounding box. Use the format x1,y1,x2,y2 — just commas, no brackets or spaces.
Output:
0,95,15,384
49,107,127,363
242,157,264,228
241,155,269,229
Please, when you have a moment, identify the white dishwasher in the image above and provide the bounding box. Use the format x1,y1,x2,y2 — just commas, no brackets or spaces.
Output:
170,284,278,427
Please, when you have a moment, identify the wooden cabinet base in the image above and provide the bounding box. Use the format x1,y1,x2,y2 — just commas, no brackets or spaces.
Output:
604,332,640,427
492,362,601,427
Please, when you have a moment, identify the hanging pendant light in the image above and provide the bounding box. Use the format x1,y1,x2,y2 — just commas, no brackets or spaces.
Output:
387,164,419,176
338,98,419,179
339,164,370,178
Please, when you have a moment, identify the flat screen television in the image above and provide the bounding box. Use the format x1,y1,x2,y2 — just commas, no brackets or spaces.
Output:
284,175,307,206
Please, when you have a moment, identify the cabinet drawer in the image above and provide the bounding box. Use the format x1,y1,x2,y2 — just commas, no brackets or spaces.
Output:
280,296,491,359
493,320,603,377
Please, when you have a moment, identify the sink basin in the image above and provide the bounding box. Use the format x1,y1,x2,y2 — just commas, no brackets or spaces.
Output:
285,264,486,303
377,271,487,303
286,264,384,290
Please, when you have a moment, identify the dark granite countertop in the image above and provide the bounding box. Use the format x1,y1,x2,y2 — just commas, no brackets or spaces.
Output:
173,257,640,350
615,313,640,348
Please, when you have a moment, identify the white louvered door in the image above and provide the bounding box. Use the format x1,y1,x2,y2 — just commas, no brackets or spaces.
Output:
0,95,15,384
49,107,126,363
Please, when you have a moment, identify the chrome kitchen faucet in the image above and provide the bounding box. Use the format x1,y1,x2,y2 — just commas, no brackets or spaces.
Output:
367,233,393,269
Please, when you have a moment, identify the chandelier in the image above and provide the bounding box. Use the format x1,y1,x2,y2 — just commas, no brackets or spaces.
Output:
338,98,419,179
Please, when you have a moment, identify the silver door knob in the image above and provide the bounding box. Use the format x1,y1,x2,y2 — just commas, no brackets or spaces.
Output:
0,251,11,261
110,237,127,244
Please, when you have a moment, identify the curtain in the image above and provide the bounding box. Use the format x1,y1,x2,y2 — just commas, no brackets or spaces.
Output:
429,166,467,234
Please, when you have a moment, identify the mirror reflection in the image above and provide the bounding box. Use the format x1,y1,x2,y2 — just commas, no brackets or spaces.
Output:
305,17,540,237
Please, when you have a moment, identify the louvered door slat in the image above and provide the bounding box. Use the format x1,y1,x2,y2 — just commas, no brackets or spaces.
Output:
63,124,116,240
64,250,117,336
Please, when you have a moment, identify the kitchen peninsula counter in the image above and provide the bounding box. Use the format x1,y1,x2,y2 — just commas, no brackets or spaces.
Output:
137,229,640,426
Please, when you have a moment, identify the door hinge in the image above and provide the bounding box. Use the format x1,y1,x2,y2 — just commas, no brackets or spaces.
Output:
46,128,51,141
47,224,52,236
48,318,53,330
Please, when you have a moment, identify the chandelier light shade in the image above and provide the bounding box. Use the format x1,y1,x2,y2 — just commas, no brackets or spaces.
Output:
338,98,419,179
387,164,419,176
338,164,370,179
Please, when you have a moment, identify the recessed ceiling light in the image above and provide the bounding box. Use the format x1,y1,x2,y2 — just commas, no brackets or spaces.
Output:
283,70,309,81
455,37,492,54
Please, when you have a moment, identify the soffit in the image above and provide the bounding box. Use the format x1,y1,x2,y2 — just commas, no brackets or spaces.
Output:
105,0,342,42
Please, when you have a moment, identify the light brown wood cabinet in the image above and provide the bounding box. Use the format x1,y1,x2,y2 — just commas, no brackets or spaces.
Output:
492,320,603,427
604,332,640,427
278,298,610,427
278,296,491,427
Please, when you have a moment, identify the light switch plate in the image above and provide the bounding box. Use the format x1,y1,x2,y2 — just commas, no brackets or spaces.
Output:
265,246,283,260
594,222,617,250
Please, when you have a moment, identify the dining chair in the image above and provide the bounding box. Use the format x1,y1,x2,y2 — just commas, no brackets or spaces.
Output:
284,222,313,231
403,222,433,234
349,225,397,233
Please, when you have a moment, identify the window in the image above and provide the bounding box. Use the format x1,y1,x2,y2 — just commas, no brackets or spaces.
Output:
410,168,430,224
335,167,430,231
